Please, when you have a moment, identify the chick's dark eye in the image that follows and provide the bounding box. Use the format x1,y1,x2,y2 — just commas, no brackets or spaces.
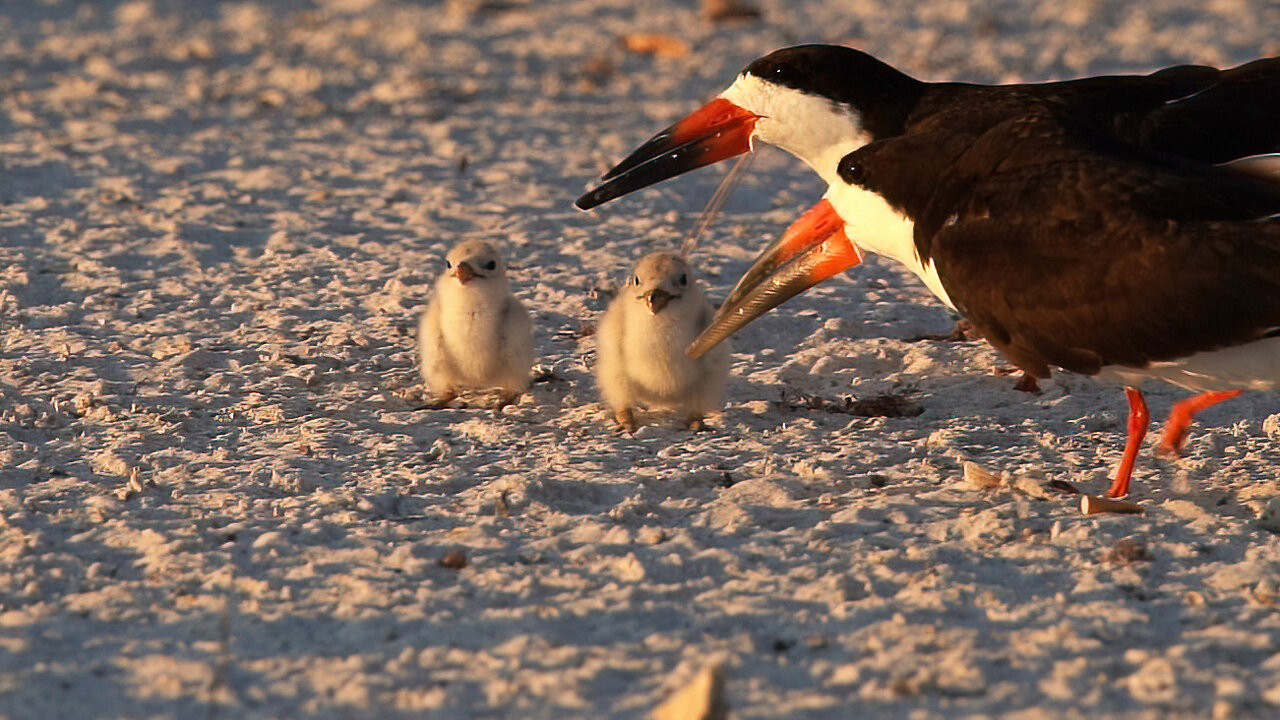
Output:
445,260,453,269
677,273,687,286
633,275,640,286
484,260,497,271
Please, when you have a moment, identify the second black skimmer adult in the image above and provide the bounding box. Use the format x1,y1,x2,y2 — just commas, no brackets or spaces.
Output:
576,45,1280,497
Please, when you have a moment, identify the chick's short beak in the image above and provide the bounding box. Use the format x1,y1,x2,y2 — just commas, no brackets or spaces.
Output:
644,288,675,314
453,262,477,283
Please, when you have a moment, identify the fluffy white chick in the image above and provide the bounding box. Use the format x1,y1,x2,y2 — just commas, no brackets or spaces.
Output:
596,251,730,431
418,240,533,410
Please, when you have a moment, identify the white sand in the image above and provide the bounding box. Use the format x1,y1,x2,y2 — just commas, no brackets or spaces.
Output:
2,1,1279,718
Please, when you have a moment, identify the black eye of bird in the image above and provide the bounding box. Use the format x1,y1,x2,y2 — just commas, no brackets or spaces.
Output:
445,260,453,269
484,260,497,271
769,63,800,86
838,158,866,185
633,275,640,286
677,273,687,286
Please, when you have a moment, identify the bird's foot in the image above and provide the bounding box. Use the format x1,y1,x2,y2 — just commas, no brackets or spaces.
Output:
945,318,983,342
615,408,638,433
684,414,707,431
1104,476,1131,499
1012,373,1042,394
1155,413,1194,459
423,391,458,410
491,391,520,414
1155,390,1242,459
1154,436,1184,459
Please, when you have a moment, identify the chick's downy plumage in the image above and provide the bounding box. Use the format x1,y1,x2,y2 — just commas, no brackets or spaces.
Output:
596,252,730,431
418,240,533,410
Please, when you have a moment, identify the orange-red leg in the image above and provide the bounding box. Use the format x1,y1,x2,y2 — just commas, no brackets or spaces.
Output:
1106,386,1149,498
1156,390,1243,456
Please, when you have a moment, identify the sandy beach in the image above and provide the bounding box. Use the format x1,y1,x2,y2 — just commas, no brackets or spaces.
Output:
2,1,1280,718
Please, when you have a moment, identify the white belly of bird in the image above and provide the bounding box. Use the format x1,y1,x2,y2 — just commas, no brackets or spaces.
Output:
826,186,956,308
1099,335,1280,393
623,311,702,403
440,296,505,385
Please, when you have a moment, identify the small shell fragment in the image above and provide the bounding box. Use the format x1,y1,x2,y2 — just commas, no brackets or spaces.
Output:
1256,498,1280,533
703,0,762,22
439,549,468,570
620,34,691,58
1010,474,1052,499
653,662,727,720
962,461,1003,490
1080,494,1144,515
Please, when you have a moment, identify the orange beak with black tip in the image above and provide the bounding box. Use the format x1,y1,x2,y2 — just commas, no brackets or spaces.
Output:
687,198,862,358
576,98,762,210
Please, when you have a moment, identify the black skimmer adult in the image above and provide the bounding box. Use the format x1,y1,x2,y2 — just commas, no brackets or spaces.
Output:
576,45,1280,497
